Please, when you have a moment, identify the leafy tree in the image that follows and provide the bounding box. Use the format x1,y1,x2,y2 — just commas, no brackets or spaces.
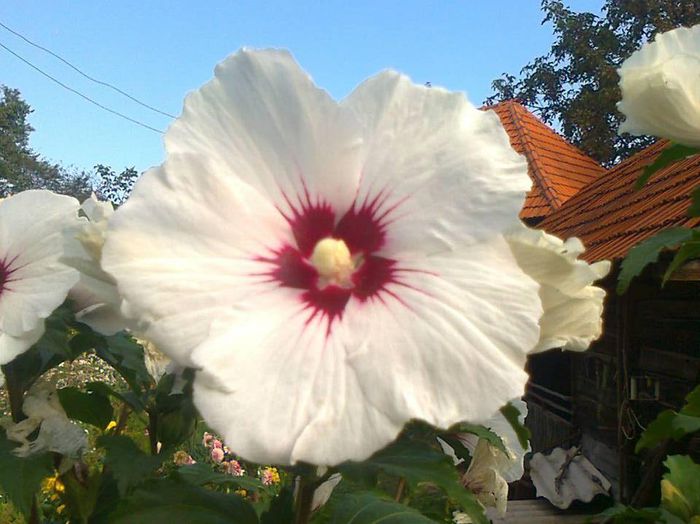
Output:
0,85,91,198
94,164,139,206
485,0,700,165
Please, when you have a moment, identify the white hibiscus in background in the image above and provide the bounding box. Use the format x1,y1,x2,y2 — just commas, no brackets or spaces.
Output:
0,190,82,365
442,399,530,519
102,49,606,466
505,225,610,353
617,24,700,147
63,194,128,335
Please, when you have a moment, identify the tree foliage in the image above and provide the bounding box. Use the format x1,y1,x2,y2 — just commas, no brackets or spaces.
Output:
0,85,92,198
485,0,700,165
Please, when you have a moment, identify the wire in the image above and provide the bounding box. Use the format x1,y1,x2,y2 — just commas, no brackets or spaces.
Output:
0,40,164,134
0,20,176,119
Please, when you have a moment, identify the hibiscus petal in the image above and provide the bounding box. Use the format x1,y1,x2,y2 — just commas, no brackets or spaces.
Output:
191,236,541,465
102,154,294,364
165,48,363,216
505,225,610,353
0,191,80,342
617,24,700,147
342,71,530,256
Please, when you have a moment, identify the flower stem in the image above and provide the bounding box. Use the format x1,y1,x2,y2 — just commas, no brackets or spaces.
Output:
294,475,315,524
2,363,25,423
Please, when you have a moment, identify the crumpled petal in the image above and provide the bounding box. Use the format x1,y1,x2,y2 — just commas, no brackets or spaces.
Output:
311,473,343,512
617,24,700,147
505,224,610,353
0,191,81,364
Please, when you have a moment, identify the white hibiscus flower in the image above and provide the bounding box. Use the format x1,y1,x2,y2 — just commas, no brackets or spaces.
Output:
63,194,128,335
505,225,610,353
0,190,81,365
617,24,700,147
102,49,604,466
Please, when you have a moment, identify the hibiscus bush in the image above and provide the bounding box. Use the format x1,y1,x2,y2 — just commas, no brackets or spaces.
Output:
1,21,697,524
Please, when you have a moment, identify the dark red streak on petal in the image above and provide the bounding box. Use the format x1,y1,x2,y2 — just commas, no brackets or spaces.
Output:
302,285,352,329
259,247,317,289
282,200,335,258
352,256,396,301
335,203,385,254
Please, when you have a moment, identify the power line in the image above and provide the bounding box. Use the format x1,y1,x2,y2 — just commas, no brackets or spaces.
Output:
0,20,177,119
0,40,164,134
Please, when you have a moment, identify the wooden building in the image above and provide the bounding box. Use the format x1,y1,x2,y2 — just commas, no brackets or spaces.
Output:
489,101,700,504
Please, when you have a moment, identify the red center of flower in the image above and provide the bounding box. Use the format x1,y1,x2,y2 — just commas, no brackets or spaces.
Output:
258,192,403,329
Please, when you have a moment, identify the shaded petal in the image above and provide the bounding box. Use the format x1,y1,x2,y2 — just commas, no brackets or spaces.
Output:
342,72,530,256
63,195,127,335
0,325,44,366
102,154,293,365
166,48,363,216
192,236,541,465
505,225,610,353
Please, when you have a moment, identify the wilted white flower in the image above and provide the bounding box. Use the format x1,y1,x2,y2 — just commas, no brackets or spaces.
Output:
505,226,610,353
2,382,87,460
617,24,700,147
102,49,604,466
0,190,81,364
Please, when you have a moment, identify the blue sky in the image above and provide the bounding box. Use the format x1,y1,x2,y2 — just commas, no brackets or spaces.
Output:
1,1,602,175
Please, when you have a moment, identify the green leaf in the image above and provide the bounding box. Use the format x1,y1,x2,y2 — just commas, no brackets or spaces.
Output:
58,386,113,429
499,401,531,450
97,435,163,495
1,303,85,396
108,478,258,524
86,381,145,411
176,463,264,492
329,492,438,523
636,144,700,189
636,386,700,452
260,487,294,524
451,422,507,455
617,228,694,294
154,370,197,451
94,333,152,394
688,187,700,218
590,504,661,523
0,430,53,518
661,455,700,522
61,467,102,522
663,230,700,283
339,440,487,524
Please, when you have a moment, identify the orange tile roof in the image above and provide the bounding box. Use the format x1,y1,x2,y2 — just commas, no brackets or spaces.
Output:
539,141,700,262
484,100,604,220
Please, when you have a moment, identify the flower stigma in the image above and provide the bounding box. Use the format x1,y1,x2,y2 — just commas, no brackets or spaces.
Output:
310,237,358,288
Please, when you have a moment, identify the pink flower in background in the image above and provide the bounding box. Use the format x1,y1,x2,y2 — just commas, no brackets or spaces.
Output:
102,49,606,466
202,432,213,447
212,439,223,449
260,467,281,486
224,460,245,476
211,447,225,463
